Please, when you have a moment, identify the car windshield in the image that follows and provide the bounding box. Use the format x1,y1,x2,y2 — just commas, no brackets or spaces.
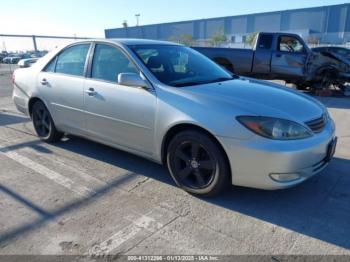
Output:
129,44,235,87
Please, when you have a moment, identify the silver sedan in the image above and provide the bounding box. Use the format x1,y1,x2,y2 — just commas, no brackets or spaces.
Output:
12,39,337,196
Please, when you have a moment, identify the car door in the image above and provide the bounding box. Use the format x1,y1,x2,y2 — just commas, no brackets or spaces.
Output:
38,43,91,133
84,43,157,155
271,35,308,78
252,33,273,75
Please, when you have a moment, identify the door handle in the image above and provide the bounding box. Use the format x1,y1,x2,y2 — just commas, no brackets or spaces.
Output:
85,87,97,96
276,54,282,58
41,78,48,85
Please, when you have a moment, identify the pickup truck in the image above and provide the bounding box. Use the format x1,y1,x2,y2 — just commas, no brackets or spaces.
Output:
193,32,349,90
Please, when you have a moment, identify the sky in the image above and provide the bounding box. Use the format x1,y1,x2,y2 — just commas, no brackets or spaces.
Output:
0,0,348,51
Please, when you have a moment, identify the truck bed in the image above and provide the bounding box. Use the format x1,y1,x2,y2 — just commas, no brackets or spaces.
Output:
193,47,254,74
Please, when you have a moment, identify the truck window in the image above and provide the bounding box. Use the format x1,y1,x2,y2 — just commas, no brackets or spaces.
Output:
278,36,304,53
257,34,273,50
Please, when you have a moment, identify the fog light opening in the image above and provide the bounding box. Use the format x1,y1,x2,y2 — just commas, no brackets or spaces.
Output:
269,173,301,183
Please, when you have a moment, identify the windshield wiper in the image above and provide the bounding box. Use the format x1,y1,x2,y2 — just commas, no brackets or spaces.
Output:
205,76,238,84
173,81,206,87
172,76,239,87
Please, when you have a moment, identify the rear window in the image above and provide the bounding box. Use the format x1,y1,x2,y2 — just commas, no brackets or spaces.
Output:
257,34,273,50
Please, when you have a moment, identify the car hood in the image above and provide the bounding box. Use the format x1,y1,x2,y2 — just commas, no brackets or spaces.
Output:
316,50,350,67
182,77,325,122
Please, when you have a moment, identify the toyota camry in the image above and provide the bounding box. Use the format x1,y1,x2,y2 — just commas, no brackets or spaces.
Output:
12,39,337,196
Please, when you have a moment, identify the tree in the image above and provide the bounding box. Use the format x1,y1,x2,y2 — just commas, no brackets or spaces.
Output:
168,36,178,43
179,34,194,46
122,20,128,28
209,30,227,47
307,36,320,46
244,32,258,47
168,34,194,46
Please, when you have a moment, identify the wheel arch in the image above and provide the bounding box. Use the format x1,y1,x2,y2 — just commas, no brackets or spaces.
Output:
310,64,340,89
28,97,43,118
317,64,338,74
313,64,339,80
28,97,51,119
161,123,232,176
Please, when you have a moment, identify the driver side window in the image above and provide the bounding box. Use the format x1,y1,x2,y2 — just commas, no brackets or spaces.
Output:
91,44,138,83
278,36,304,53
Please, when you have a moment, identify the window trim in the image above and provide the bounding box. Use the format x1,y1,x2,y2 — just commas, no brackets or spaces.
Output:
41,42,93,79
43,56,58,73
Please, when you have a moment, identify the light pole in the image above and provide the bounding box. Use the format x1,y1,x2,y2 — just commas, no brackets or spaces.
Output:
135,14,140,26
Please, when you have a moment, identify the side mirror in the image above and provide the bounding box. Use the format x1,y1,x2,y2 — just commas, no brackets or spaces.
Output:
117,73,148,88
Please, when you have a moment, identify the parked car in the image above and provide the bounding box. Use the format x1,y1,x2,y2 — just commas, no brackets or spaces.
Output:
9,56,23,64
2,55,15,64
4,53,31,64
12,39,337,196
194,32,350,91
3,54,21,64
0,53,6,63
18,57,39,68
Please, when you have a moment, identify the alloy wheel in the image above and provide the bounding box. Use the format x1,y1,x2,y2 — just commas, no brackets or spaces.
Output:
33,106,51,137
172,140,216,189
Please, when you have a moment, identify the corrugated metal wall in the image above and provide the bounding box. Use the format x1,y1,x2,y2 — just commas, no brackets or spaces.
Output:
105,3,350,44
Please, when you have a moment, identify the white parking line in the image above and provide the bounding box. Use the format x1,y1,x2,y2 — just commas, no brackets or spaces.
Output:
22,146,107,188
0,149,94,197
89,214,163,256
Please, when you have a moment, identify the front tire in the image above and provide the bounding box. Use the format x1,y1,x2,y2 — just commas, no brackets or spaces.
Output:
31,101,63,143
166,130,230,197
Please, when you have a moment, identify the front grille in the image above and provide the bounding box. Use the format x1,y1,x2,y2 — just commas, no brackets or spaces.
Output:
305,114,326,133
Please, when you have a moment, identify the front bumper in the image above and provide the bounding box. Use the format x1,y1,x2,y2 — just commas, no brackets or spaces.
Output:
217,120,336,190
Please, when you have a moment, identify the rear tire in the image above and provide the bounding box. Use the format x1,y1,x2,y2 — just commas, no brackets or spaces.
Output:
31,101,63,143
166,130,230,197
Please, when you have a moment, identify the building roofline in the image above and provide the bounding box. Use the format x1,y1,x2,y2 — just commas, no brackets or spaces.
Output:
105,3,349,31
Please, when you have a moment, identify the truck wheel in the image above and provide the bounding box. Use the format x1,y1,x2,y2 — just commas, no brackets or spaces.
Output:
166,130,230,197
319,70,333,89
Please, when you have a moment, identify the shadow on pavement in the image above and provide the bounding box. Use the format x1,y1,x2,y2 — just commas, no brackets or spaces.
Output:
0,112,29,126
0,134,349,251
0,140,53,154
56,135,173,185
0,172,137,246
312,94,350,110
53,136,350,251
205,157,350,250
0,135,169,247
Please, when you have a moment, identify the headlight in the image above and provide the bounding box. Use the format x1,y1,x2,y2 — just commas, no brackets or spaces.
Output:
324,109,331,122
237,116,312,140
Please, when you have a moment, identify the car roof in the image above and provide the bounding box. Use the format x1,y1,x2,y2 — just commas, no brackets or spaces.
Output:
80,38,181,46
